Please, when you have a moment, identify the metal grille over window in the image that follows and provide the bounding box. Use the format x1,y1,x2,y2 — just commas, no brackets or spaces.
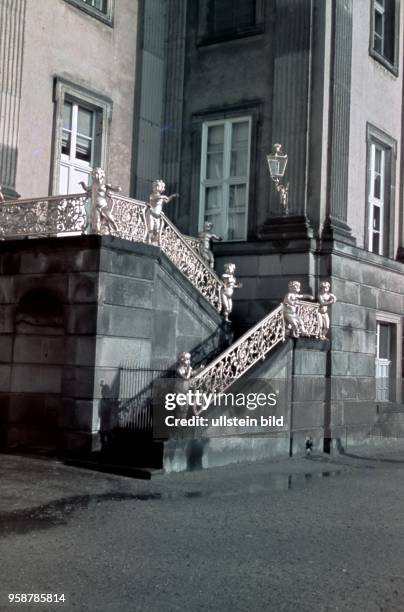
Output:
376,322,393,401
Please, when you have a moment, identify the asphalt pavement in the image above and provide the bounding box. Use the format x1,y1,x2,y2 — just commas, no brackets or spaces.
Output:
1,443,404,612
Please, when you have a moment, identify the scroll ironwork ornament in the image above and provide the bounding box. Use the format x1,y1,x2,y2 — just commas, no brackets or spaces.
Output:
0,170,226,313
107,192,224,312
0,193,88,239
220,263,242,322
197,221,222,269
145,179,179,246
282,280,316,338
79,167,121,234
192,297,322,397
317,281,337,340
193,304,286,397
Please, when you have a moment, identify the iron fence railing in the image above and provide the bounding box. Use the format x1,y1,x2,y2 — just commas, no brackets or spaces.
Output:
117,361,175,434
0,191,224,312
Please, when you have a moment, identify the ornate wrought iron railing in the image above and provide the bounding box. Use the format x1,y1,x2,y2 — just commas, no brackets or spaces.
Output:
107,194,223,311
0,193,88,238
193,300,321,395
0,191,224,312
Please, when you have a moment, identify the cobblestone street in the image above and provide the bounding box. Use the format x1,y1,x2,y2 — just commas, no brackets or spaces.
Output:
1,446,404,611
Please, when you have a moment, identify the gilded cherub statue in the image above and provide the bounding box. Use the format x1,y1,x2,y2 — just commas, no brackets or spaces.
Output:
197,221,222,268
80,167,121,233
220,263,242,323
145,179,179,246
282,280,314,338
317,281,337,340
177,352,205,381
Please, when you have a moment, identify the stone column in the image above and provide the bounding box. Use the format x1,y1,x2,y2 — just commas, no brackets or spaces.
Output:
323,0,355,243
160,0,187,219
259,0,315,243
0,0,26,199
270,0,313,218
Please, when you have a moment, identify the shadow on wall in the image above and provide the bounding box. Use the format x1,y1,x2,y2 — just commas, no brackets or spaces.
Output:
7,288,66,449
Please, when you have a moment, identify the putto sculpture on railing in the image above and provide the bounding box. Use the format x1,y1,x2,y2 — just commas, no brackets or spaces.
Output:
0,168,225,312
191,304,286,396
185,282,335,397
282,280,315,338
80,167,120,234
145,179,179,246
317,281,337,340
220,263,242,323
177,352,205,381
197,221,222,269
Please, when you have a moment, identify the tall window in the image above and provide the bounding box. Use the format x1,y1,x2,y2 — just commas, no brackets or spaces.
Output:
368,143,385,255
366,126,396,258
199,118,251,241
60,101,96,194
52,78,111,195
371,0,398,72
375,321,394,401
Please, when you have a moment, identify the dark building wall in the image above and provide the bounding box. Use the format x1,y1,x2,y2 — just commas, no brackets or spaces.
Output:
170,0,275,234
166,0,328,238
0,235,225,451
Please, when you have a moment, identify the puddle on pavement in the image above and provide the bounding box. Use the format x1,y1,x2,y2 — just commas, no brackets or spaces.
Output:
0,471,341,537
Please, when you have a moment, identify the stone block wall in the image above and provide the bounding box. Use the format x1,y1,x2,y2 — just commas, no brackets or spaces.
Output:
0,235,225,451
163,337,329,472
326,241,404,446
214,244,317,332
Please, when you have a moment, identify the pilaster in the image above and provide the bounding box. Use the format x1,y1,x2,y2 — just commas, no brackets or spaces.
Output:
0,0,26,195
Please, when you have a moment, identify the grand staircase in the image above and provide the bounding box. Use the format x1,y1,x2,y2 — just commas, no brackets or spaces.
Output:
0,177,325,471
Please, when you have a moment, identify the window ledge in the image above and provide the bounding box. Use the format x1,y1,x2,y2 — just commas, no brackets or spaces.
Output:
369,48,398,77
64,0,113,27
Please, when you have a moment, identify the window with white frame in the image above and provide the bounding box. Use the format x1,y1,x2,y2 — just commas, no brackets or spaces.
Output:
199,118,251,241
366,125,396,258
375,319,401,402
371,0,398,72
52,78,111,195
368,142,385,255
60,101,97,194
